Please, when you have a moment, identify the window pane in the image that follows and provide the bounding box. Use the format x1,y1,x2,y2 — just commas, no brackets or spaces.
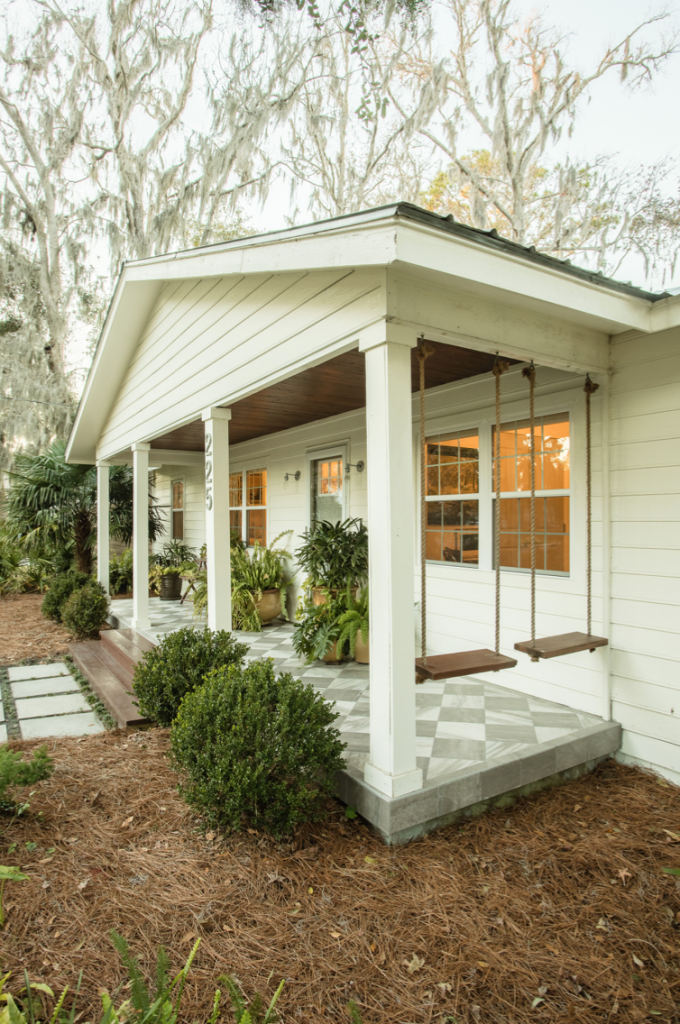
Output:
230,510,242,538
172,481,184,510
425,499,478,565
246,469,266,507
495,497,569,572
425,430,479,498
493,415,569,495
543,418,570,489
229,472,242,508
247,509,266,547
311,457,343,524
172,510,183,541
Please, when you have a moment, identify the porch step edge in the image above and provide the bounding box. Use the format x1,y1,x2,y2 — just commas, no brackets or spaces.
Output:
70,641,149,729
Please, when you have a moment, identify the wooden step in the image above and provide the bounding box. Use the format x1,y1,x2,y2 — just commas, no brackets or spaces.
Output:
70,640,150,728
100,627,155,676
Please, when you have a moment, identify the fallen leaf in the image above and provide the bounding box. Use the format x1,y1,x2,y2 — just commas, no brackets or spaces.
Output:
370,943,376,952
532,997,545,1008
437,983,452,994
330,931,341,938
205,832,216,842
632,954,644,968
661,906,674,920
662,866,680,876
477,961,489,968
203,867,210,874
573,804,582,812
405,954,424,974
364,855,376,864
617,868,632,884
39,857,54,864
247,829,257,835
545,944,559,955
41,881,50,889
662,829,680,842
180,932,195,945
596,918,608,931
657,778,669,787
471,1005,481,1022
64,837,79,844
222,925,233,932
293,846,319,861
121,817,134,829
77,879,89,891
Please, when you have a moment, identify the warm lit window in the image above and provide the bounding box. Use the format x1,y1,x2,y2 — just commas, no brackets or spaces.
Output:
229,468,267,546
493,414,570,573
425,431,479,564
171,481,184,540
311,457,344,524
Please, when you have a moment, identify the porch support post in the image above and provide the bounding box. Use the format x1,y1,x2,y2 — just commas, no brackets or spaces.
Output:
202,407,232,632
131,443,150,631
360,326,422,798
96,462,110,595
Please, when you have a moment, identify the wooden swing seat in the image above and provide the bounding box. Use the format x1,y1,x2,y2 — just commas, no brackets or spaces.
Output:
415,649,518,681
514,632,608,660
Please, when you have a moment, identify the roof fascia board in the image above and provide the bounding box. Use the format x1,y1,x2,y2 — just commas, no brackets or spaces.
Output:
123,221,399,281
649,294,680,333
394,221,653,334
65,276,163,463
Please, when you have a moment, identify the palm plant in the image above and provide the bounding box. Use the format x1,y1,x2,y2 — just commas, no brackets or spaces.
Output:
5,440,164,573
295,518,368,590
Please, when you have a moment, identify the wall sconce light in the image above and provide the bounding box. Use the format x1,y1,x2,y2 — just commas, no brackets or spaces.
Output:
345,461,365,474
284,471,301,482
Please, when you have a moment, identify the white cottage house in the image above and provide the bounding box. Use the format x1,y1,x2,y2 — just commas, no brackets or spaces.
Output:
66,203,680,842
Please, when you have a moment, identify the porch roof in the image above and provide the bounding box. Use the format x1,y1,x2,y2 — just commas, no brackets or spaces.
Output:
66,202,680,465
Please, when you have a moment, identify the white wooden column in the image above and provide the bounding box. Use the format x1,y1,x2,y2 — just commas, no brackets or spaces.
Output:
202,407,232,632
131,443,150,630
96,462,110,594
360,327,422,798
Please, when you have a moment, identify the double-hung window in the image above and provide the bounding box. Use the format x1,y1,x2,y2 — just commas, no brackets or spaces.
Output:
425,431,480,564
494,414,570,573
171,480,184,540
229,468,267,546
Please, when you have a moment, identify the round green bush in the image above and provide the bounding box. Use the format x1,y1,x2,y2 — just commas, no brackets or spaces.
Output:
61,582,110,639
170,658,347,837
133,626,249,726
41,571,90,622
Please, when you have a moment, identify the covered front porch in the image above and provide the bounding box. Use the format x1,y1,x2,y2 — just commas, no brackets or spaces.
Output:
106,597,619,843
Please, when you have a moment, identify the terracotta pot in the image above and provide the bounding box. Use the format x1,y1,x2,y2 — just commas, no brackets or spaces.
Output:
354,632,369,664
159,573,182,601
256,588,282,624
322,640,345,664
312,585,358,607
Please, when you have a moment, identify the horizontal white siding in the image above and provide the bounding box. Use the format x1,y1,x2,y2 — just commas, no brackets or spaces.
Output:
97,269,385,460
609,324,680,781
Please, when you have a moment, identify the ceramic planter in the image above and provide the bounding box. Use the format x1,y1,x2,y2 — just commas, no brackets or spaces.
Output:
256,588,282,624
159,573,182,601
322,640,345,664
354,632,369,664
312,585,358,607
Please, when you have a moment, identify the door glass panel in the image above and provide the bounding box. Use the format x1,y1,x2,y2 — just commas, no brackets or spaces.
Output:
311,457,343,524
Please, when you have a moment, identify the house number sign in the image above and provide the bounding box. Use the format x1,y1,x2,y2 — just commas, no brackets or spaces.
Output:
205,432,213,510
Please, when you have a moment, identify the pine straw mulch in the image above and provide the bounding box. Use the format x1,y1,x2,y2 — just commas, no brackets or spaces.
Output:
2,730,679,1024
0,594,73,664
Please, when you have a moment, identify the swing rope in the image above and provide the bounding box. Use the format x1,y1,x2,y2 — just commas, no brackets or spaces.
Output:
417,339,435,662
584,374,599,637
492,359,510,654
522,363,537,655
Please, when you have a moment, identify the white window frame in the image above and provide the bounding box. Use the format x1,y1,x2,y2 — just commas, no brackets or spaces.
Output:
423,427,482,569
306,443,349,527
229,464,268,548
417,387,582,587
170,477,185,541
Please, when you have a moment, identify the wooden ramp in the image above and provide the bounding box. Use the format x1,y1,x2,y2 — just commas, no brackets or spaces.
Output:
70,628,155,728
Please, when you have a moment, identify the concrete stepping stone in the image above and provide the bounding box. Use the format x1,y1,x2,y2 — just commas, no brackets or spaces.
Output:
20,712,105,739
8,663,69,682
15,693,90,720
11,677,80,699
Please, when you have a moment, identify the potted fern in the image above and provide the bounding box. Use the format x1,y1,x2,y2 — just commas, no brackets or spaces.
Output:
292,591,348,664
295,518,368,605
150,541,196,601
337,585,369,664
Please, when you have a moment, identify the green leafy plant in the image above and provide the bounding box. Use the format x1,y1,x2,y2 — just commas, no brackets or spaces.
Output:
337,585,369,658
61,581,110,639
5,440,164,574
0,866,29,928
292,591,348,663
0,744,53,813
109,549,133,595
295,517,368,590
133,626,249,726
170,658,346,837
193,534,292,631
41,571,91,622
220,974,285,1024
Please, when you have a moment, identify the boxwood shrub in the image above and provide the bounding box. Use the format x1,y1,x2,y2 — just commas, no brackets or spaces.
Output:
41,571,91,622
170,658,347,837
61,581,110,639
132,626,249,726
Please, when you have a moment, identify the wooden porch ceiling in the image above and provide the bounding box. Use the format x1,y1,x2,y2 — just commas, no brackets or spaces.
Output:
149,341,505,452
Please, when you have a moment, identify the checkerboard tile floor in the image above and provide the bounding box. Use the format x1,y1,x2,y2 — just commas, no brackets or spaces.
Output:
110,599,603,788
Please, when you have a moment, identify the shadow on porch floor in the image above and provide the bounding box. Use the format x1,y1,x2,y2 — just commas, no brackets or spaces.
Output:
108,597,621,842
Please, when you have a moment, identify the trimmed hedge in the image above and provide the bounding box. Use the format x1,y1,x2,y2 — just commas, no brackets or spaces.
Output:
41,571,90,622
132,626,249,726
61,582,110,639
170,658,347,837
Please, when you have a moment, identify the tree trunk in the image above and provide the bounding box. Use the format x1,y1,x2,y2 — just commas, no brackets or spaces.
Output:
74,512,93,574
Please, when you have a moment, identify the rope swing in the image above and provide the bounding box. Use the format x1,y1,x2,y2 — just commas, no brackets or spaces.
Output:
514,369,609,661
415,343,517,683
